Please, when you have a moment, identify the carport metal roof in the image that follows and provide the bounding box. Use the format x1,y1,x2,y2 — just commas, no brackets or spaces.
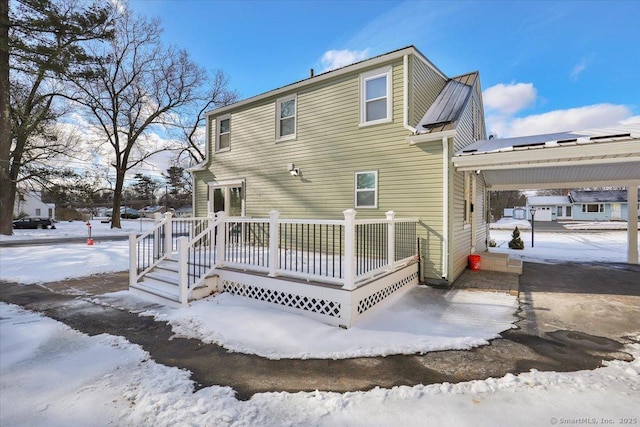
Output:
452,123,640,264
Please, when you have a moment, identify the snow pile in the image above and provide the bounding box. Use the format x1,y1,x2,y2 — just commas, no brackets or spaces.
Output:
101,285,519,359
3,302,639,427
490,218,531,230
0,241,130,284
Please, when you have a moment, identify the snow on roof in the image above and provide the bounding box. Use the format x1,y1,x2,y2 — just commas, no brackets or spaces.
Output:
527,195,571,205
569,189,640,203
456,122,640,156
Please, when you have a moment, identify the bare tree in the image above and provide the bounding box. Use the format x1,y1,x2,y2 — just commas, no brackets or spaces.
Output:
0,0,112,235
72,8,218,228
173,69,238,165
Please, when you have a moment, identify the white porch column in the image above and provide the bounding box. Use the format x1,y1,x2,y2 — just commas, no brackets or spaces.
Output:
164,212,174,254
268,210,280,277
153,212,163,260
177,236,189,305
343,209,357,290
627,183,639,264
386,211,396,268
216,211,226,267
129,233,137,287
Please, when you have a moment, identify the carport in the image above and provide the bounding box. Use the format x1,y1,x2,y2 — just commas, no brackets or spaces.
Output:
453,123,640,264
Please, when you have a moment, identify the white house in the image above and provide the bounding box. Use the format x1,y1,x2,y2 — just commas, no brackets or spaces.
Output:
525,195,573,221
13,191,55,220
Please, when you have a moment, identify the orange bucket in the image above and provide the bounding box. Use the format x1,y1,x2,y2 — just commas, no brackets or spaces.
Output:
468,254,481,271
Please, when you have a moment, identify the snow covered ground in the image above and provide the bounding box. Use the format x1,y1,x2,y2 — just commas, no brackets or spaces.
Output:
1,220,639,425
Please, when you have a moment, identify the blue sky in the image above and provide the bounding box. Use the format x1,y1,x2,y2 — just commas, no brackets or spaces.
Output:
127,0,640,138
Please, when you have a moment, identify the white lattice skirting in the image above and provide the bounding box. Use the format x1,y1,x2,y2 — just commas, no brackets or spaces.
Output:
217,263,419,328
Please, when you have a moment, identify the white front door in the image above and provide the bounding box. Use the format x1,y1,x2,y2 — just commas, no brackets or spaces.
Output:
611,203,622,220
208,181,245,217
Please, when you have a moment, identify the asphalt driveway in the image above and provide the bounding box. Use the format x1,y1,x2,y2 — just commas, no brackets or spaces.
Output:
0,261,638,400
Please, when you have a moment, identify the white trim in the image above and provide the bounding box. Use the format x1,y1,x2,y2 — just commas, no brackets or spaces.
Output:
355,170,378,209
454,140,640,171
207,179,246,217
276,94,297,141
627,183,639,264
215,114,231,152
407,129,457,145
402,55,416,133
359,65,393,127
442,136,449,280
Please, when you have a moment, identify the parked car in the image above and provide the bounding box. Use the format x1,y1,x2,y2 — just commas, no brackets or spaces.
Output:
105,207,140,219
12,217,56,229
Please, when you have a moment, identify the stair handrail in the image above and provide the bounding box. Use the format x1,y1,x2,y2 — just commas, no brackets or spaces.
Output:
129,213,172,287
178,212,222,304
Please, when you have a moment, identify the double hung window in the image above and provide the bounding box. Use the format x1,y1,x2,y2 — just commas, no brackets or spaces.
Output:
355,171,378,208
276,95,296,141
216,115,231,151
360,66,392,126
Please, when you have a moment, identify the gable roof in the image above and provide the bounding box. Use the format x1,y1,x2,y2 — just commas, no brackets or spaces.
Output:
416,72,478,134
569,189,640,203
206,45,447,117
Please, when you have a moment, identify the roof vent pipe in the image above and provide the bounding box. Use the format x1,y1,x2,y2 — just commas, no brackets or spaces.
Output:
309,68,314,78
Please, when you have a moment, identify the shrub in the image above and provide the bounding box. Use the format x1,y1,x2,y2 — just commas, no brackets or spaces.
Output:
508,226,524,250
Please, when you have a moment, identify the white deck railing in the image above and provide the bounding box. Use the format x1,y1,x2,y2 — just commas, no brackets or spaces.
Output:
216,209,418,290
130,209,418,304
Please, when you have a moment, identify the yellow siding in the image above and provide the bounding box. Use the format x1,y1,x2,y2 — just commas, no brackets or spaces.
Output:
192,53,484,282
409,56,447,128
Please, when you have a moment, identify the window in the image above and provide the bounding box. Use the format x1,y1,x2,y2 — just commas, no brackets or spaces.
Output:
276,95,296,140
582,204,604,213
35,208,41,216
360,66,392,126
216,115,231,151
355,171,378,208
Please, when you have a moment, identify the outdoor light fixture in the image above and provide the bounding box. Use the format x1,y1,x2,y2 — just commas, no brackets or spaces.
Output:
529,206,537,248
287,163,300,177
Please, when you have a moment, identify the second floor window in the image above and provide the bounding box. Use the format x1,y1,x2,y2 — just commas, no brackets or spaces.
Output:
277,95,296,140
360,66,392,126
217,115,230,151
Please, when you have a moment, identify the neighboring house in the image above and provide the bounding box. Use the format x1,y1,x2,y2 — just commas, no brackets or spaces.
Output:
13,191,55,220
570,190,640,221
525,191,640,222
526,196,573,221
174,206,193,217
190,46,488,285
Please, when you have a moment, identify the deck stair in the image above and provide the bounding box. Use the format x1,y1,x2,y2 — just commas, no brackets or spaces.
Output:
474,251,523,275
130,257,218,306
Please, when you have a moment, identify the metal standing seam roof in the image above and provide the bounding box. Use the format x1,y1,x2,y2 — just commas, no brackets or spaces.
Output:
416,72,478,134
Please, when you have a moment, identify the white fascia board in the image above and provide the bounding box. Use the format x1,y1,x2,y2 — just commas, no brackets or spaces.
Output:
488,179,640,191
406,129,457,145
186,162,208,172
207,47,420,118
454,140,640,171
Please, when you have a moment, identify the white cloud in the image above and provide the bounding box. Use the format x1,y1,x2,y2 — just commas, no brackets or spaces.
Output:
483,83,537,115
320,49,370,72
570,54,595,81
489,104,632,137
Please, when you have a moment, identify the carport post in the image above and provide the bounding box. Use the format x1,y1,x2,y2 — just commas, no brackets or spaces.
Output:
628,184,639,264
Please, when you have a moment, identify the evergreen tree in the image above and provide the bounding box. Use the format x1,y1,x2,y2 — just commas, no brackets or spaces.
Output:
508,226,524,250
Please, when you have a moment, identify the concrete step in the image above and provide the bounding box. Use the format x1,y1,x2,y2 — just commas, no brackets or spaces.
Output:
472,251,523,275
